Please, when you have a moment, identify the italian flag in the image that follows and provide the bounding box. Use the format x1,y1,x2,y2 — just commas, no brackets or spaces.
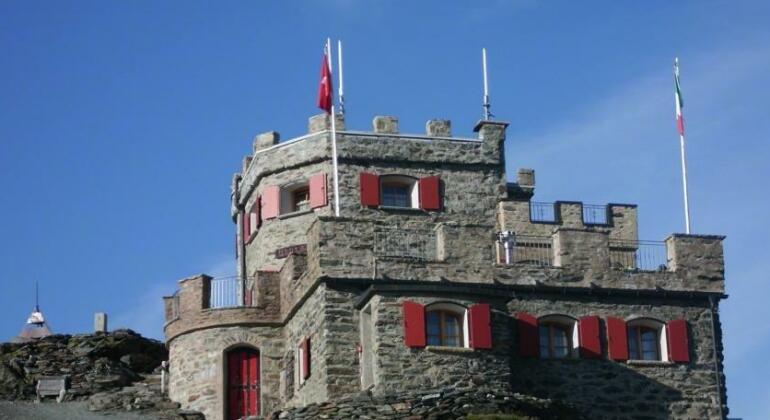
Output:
674,58,685,136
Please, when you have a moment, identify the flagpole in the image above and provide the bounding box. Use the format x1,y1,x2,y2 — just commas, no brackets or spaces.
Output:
679,132,691,234
327,38,341,217
675,57,691,234
337,40,345,115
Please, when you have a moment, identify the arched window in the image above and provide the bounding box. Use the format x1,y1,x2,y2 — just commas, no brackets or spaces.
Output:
380,175,419,209
425,303,466,347
538,315,578,359
627,318,667,361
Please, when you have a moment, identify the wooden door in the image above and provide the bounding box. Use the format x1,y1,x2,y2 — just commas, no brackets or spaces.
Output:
227,348,260,419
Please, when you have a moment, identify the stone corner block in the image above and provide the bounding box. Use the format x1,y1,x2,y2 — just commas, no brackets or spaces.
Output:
426,119,451,137
253,131,280,153
373,116,399,134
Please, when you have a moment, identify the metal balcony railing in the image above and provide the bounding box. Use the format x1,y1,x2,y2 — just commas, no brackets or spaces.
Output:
499,235,554,267
210,276,241,308
582,204,608,225
529,202,557,223
609,240,668,272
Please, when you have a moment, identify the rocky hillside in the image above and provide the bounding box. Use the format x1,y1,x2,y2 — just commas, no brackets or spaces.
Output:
271,388,586,420
0,329,166,400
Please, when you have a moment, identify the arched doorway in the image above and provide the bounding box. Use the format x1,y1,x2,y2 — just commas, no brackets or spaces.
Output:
226,347,260,420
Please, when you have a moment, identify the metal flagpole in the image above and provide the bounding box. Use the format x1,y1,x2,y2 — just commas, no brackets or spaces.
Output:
675,57,691,233
337,40,345,115
679,131,691,234
482,48,491,120
327,38,341,217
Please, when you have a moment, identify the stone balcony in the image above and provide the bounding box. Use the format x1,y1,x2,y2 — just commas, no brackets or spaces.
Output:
305,217,725,294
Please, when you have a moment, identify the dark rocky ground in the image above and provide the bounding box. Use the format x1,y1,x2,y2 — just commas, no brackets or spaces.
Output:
270,388,586,420
0,330,202,419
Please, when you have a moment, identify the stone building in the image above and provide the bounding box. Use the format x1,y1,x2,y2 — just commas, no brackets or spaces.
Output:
163,114,728,420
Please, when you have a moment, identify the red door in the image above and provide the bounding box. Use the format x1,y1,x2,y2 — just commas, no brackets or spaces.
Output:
227,348,260,420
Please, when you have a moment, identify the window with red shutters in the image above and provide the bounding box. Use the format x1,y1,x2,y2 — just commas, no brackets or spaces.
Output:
606,317,629,361
261,186,280,220
402,301,426,347
468,303,492,349
517,313,539,357
667,319,690,363
578,315,602,359
253,196,261,229
360,172,380,207
418,176,441,210
242,212,251,244
309,172,327,209
297,338,311,384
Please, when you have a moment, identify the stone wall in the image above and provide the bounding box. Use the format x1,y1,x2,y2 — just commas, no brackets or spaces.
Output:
167,326,283,420
507,293,724,419
366,294,512,395
497,200,638,241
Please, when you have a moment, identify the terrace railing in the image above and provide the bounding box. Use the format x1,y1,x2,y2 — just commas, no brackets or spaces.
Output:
210,276,241,308
582,204,608,225
529,202,557,223
609,240,668,272
499,235,554,267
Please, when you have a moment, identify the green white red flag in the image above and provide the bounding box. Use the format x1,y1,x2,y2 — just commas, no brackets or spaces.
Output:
674,58,684,136
317,43,333,113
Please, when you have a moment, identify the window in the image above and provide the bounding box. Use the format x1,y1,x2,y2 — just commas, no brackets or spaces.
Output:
380,175,419,208
402,301,491,349
426,310,463,347
281,183,310,214
537,315,578,359
626,318,667,361
296,337,311,387
291,187,310,212
628,326,660,361
360,173,441,210
539,323,572,358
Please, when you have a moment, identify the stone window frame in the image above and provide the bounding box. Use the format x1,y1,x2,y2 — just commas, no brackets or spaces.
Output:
424,302,470,349
280,181,312,215
626,317,669,362
379,175,420,209
537,314,579,359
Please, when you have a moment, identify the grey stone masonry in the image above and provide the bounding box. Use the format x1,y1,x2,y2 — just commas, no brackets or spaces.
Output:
309,113,345,133
165,114,730,420
517,168,535,187
372,115,399,134
254,131,280,153
425,119,451,137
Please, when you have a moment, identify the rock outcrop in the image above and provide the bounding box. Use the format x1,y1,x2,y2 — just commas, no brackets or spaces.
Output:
0,329,166,400
271,388,586,420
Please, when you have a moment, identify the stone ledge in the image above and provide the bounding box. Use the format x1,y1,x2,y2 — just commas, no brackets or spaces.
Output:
626,360,676,367
425,346,475,354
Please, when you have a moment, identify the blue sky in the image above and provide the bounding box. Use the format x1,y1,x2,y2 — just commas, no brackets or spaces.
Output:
1,1,768,417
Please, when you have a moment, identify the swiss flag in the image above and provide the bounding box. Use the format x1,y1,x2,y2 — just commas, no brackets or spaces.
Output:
316,49,332,113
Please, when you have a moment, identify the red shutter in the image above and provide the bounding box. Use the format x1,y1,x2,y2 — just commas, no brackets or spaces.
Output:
419,176,441,210
360,172,380,207
667,319,690,363
261,186,280,220
302,338,311,379
242,212,251,244
253,196,262,228
606,317,629,361
516,313,539,357
578,315,602,359
309,172,328,209
402,301,426,347
468,303,492,349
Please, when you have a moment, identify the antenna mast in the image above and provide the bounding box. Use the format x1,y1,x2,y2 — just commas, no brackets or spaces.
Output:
482,48,492,120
